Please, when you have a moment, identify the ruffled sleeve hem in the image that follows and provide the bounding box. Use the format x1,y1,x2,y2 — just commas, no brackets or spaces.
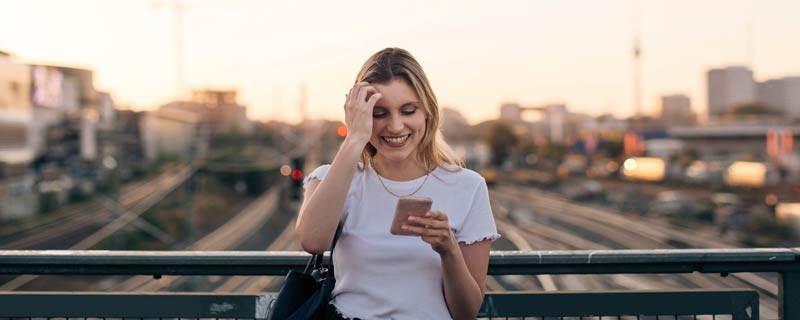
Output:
457,233,501,245
302,164,331,189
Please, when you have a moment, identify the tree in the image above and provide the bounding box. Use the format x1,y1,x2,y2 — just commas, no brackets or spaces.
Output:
726,103,781,117
484,122,519,167
670,148,700,168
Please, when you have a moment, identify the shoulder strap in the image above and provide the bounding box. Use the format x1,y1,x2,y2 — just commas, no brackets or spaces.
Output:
330,223,343,252
328,224,343,277
307,224,343,274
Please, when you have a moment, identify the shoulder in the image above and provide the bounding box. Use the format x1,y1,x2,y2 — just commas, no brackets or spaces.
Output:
303,162,365,185
432,165,486,187
304,164,331,181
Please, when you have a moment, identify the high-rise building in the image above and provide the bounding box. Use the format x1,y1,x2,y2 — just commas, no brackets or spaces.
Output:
660,94,695,126
707,66,756,118
499,103,522,122
544,104,567,144
757,77,800,119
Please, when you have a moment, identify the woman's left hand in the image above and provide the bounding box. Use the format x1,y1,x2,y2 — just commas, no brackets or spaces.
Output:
402,211,459,256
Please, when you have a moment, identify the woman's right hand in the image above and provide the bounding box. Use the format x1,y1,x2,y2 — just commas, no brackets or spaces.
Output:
344,82,382,145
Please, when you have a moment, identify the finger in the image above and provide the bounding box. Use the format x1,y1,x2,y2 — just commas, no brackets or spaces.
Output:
353,81,369,96
357,85,377,105
347,84,360,105
366,92,382,108
402,224,449,237
424,211,449,222
408,216,446,229
347,82,368,105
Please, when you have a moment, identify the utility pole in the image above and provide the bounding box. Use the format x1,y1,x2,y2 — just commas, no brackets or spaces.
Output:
154,0,185,100
298,82,308,125
746,19,755,68
632,0,642,117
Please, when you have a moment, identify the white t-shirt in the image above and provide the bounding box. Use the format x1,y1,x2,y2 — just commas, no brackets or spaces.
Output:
303,162,500,320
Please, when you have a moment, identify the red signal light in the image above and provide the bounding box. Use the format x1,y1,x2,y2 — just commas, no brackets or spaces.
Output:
337,125,348,138
291,169,303,181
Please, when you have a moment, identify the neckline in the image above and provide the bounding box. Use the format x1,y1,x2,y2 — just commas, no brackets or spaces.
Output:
368,161,435,184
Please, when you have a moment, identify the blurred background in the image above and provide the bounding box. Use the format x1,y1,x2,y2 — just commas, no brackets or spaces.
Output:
0,0,799,301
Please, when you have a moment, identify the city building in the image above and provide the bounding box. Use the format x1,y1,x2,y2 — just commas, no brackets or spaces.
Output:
0,51,35,168
0,51,38,220
160,89,252,135
543,104,569,144
668,124,798,161
440,107,473,142
707,66,756,118
660,94,696,126
757,77,800,119
499,103,522,122
28,64,103,160
141,107,204,162
142,89,253,162
115,109,147,179
0,50,125,220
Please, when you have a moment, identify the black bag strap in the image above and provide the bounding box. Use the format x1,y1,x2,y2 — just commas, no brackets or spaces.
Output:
304,223,343,275
328,223,343,276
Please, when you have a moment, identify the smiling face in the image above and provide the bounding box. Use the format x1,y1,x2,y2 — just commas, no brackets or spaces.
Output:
369,77,428,165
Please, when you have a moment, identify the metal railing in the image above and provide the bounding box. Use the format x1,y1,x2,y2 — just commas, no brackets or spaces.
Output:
0,248,797,319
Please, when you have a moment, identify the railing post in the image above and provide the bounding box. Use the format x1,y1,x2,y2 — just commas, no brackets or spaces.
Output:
781,248,800,320
778,272,800,320
780,271,799,320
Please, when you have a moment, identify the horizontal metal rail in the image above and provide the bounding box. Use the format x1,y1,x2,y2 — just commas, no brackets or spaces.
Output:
478,289,759,319
0,289,759,319
0,249,797,275
0,248,798,319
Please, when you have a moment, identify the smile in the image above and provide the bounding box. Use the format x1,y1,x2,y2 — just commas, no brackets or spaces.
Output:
381,134,411,146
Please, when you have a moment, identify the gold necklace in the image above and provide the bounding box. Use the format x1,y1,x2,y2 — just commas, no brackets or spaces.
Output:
370,158,431,198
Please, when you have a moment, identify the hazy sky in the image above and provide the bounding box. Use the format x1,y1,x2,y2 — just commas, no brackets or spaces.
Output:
2,0,799,124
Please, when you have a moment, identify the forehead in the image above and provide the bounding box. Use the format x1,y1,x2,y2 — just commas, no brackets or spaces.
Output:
373,78,420,107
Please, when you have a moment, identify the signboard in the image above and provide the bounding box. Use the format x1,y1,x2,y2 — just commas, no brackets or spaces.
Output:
31,66,63,108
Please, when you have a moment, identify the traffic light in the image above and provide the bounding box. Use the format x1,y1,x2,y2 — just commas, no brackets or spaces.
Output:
290,157,304,200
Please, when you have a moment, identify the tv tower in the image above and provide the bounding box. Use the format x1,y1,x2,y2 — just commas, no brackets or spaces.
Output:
632,0,642,117
153,0,186,99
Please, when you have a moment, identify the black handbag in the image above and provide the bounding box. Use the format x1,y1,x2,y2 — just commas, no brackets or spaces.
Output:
267,225,343,320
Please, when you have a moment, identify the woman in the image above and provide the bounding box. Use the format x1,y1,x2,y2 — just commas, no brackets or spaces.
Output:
295,47,499,320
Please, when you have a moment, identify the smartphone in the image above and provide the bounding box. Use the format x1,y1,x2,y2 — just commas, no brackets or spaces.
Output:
390,196,433,236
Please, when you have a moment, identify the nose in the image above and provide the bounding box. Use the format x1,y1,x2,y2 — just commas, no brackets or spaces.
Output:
387,114,404,133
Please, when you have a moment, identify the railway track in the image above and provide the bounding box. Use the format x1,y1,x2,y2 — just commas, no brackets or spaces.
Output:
1,164,194,250
108,182,284,292
490,184,780,319
0,165,197,291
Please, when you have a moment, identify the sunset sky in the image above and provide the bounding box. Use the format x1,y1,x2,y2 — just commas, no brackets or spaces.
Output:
1,0,799,124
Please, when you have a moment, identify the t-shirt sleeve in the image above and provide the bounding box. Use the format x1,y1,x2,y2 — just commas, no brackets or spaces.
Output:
303,164,331,189
301,164,352,222
455,179,501,245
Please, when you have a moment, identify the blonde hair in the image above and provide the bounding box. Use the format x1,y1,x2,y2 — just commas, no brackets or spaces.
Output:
354,48,463,171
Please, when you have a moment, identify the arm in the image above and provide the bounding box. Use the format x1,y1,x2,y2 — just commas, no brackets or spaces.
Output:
441,240,491,319
402,213,491,319
295,139,363,254
295,82,381,254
